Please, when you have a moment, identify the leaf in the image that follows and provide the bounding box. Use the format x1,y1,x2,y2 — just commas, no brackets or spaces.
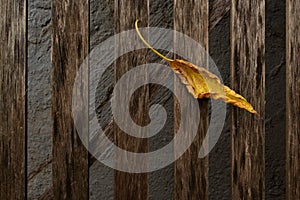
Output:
135,19,257,115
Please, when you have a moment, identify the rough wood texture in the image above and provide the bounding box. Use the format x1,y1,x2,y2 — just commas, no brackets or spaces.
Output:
51,0,89,199
114,1,149,199
0,0,27,199
38,1,230,197
174,0,209,199
209,0,230,30
89,0,229,164
230,0,265,199
286,0,300,199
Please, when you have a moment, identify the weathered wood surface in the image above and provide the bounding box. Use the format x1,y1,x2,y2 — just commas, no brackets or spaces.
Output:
0,0,27,199
174,0,209,199
89,0,230,165
286,0,300,199
230,0,265,199
114,0,149,199
51,0,89,199
38,0,231,197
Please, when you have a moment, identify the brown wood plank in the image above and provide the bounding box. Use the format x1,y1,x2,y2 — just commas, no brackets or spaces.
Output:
230,0,265,199
0,0,27,199
114,1,149,199
51,0,89,199
173,0,209,199
286,0,300,199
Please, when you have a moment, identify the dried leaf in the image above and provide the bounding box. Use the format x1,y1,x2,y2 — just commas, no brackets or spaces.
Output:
135,19,257,114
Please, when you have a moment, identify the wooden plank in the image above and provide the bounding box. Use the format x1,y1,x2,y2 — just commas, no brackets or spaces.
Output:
0,0,27,199
51,0,89,199
230,0,265,199
173,0,209,199
286,0,300,199
114,0,149,199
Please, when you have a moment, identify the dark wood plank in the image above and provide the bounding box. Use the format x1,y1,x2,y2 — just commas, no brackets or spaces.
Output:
230,0,265,199
114,1,149,199
173,0,209,199
51,0,89,199
0,0,27,199
286,0,300,199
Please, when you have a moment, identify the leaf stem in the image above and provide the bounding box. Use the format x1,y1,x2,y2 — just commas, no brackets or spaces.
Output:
135,19,173,62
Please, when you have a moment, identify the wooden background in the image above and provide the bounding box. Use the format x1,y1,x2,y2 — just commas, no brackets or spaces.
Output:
0,0,299,199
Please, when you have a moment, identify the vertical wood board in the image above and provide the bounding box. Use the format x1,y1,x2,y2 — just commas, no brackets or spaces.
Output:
0,0,27,199
51,0,89,199
286,0,300,199
114,0,149,199
174,0,209,199
230,0,265,199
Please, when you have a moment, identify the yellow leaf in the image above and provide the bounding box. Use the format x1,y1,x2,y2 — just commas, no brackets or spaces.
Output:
135,19,257,115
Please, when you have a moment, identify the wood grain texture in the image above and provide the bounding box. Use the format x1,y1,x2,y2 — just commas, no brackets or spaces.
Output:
174,0,209,199
114,0,149,199
38,1,230,197
230,0,265,199
51,0,89,199
89,0,229,164
286,0,300,199
0,0,27,199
